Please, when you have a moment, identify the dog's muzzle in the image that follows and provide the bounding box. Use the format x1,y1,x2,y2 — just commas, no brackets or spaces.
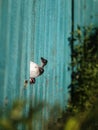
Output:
39,67,44,75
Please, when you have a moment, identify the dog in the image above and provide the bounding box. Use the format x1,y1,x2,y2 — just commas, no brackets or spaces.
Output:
24,57,48,86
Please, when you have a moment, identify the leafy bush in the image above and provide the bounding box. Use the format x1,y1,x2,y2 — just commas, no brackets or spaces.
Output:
0,100,44,130
62,25,98,130
68,25,98,112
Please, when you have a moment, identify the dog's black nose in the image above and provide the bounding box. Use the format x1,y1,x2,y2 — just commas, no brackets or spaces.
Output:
39,67,44,75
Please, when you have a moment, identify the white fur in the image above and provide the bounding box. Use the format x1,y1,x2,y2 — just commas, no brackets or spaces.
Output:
30,61,40,78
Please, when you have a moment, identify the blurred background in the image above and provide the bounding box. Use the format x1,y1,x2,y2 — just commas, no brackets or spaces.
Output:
0,0,98,130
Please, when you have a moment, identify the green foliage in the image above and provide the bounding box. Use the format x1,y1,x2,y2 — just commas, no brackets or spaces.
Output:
0,100,44,130
69,25,98,112
58,25,98,130
0,100,63,130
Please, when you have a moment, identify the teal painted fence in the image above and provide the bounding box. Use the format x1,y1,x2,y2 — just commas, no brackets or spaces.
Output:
0,0,98,129
31,0,71,107
0,0,71,107
74,0,98,28
0,0,32,105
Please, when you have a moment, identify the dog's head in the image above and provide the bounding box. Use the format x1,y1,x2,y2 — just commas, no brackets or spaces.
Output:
30,62,44,78
30,57,48,78
24,57,48,86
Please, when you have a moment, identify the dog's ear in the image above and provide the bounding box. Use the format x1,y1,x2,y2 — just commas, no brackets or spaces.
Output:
41,57,48,67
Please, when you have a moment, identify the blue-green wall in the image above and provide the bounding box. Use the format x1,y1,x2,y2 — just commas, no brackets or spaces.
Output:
0,0,98,129
0,0,71,108
74,0,98,28
31,0,71,107
0,0,32,104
